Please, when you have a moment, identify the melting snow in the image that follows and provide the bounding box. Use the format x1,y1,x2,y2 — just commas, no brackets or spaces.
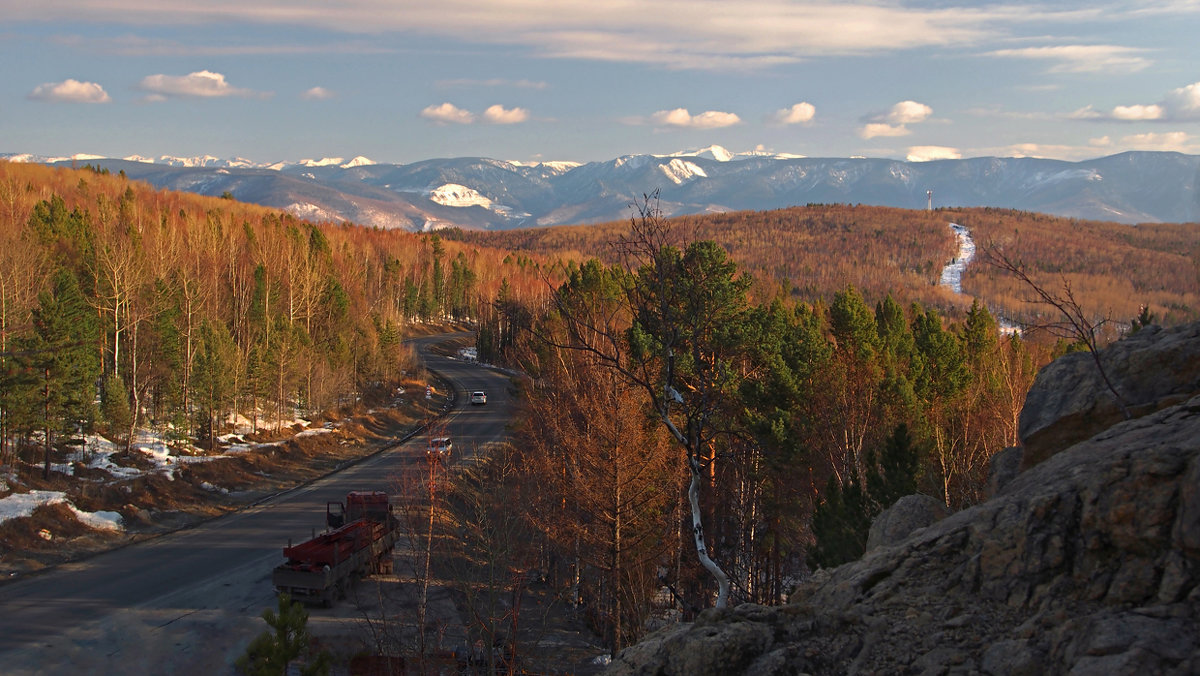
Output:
0,490,124,531
3,412,337,531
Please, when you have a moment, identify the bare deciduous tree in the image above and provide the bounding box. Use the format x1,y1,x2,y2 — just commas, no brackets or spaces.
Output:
981,242,1130,419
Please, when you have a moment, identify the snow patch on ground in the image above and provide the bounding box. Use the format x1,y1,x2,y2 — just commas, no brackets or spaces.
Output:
4,414,339,530
0,490,124,531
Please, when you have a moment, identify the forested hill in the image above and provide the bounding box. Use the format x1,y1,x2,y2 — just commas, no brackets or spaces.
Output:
0,161,552,470
448,203,1200,329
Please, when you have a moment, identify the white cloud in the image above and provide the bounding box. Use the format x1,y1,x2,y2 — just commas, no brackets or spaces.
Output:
301,86,334,100
650,108,741,129
987,45,1152,73
906,146,961,162
27,79,110,103
1161,81,1200,120
138,70,258,98
1111,104,1163,121
481,104,530,124
859,123,910,139
887,100,932,125
420,102,475,124
1077,80,1200,122
1119,131,1193,152
860,100,933,138
420,103,532,124
768,102,815,125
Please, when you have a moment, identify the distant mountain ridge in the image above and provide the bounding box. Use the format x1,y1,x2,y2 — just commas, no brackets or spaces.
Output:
4,146,1198,229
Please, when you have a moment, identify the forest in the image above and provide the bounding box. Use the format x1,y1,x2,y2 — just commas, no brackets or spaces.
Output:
2,161,1196,658
0,161,551,476
468,198,1051,653
452,201,1200,331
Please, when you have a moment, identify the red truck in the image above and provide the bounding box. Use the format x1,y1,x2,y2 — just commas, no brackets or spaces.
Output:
272,491,399,606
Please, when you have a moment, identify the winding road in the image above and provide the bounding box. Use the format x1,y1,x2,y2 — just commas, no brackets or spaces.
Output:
0,333,513,674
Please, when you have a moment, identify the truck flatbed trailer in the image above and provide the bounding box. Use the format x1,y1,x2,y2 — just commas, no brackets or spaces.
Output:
271,491,398,606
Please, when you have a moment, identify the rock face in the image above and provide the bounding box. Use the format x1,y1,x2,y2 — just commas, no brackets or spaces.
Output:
607,325,1200,676
865,494,949,552
1019,321,1200,469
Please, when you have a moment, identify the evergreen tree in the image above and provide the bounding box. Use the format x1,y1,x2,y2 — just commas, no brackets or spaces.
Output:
21,268,101,478
236,594,330,676
809,474,870,569
100,372,131,445
830,287,878,360
911,305,969,402
811,424,922,569
192,319,236,449
864,423,922,511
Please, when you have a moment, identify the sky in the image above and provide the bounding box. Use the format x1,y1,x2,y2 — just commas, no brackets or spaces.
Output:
3,0,1200,165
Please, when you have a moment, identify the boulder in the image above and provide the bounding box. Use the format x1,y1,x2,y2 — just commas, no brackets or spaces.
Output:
986,445,1022,498
1018,321,1200,469
606,394,1200,675
865,494,949,552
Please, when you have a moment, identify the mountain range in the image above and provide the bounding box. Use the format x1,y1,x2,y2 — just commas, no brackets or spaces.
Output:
5,147,1198,230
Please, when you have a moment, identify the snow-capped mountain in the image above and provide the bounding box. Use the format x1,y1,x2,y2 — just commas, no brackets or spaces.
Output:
4,149,1198,230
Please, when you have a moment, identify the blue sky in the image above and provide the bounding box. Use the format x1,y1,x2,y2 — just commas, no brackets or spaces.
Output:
3,1,1200,165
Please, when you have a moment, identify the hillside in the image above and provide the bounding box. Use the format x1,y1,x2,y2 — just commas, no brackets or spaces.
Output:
0,160,553,497
8,149,1200,230
452,204,1200,332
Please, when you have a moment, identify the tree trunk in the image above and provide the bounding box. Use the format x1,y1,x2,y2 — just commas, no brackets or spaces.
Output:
42,366,51,480
688,454,729,608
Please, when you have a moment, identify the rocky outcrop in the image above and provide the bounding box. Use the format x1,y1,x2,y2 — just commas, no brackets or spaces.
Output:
865,494,949,552
1019,321,1200,469
607,325,1200,675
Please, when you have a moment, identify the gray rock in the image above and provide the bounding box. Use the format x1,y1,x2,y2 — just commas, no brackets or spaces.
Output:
866,494,950,551
980,639,1045,676
986,446,1022,498
607,393,1200,675
1018,321,1200,469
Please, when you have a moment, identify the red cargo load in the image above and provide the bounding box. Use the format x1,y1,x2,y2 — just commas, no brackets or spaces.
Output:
283,519,373,568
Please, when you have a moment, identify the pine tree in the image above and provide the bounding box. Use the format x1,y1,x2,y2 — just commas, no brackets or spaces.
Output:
21,268,100,478
236,593,330,676
192,319,236,449
100,372,131,445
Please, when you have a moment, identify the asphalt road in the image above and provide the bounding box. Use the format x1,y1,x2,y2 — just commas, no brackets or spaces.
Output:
0,333,513,674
